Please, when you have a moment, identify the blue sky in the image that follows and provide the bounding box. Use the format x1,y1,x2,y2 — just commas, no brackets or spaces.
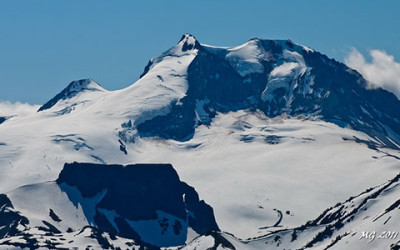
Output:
1,0,399,104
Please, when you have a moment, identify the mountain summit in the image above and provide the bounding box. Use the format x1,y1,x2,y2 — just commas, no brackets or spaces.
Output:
178,33,202,52
136,35,400,148
38,79,106,112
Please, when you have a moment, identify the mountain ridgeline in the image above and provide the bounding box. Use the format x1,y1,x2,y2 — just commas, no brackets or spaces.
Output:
137,34,400,148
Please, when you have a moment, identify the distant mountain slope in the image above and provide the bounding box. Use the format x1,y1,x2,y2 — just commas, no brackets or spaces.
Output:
38,79,107,112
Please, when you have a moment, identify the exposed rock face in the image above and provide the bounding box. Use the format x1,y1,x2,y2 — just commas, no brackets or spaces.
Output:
0,194,29,239
56,162,219,246
138,35,400,149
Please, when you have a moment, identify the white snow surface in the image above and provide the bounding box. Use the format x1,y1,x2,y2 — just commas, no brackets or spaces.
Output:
203,38,312,78
224,40,267,76
1,106,399,240
262,50,308,103
183,169,400,250
203,39,270,77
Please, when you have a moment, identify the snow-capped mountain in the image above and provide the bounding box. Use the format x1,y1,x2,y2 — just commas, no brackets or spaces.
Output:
0,34,399,249
137,35,400,148
37,78,107,113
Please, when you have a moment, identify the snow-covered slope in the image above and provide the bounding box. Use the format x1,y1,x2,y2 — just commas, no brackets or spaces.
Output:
130,111,400,239
182,171,400,250
1,34,400,249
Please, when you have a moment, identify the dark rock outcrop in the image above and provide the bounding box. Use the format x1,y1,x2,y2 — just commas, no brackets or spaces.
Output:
137,36,400,149
0,194,29,239
56,162,219,245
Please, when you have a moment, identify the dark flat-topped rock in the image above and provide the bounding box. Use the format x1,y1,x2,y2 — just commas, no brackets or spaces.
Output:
57,162,219,246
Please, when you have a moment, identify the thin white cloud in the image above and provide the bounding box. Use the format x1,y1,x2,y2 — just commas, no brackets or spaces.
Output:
345,48,400,99
0,101,40,117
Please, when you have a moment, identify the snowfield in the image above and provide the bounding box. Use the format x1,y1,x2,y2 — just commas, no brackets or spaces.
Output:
1,107,399,247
